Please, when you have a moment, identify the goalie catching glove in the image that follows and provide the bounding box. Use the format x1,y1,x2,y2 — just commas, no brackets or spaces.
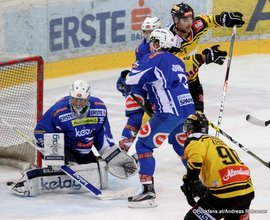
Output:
101,145,137,179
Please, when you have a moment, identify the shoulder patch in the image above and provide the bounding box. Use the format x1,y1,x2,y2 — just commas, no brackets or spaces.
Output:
192,19,204,33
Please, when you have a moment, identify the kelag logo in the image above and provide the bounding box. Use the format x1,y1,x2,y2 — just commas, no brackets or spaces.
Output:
41,177,81,190
49,10,126,51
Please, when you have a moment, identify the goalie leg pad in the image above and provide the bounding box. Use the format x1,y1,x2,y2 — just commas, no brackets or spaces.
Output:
7,160,108,196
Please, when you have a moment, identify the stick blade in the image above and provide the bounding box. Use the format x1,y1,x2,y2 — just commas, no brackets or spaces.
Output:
246,115,268,127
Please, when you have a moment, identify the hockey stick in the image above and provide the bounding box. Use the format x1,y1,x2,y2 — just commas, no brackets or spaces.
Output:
0,117,136,199
246,115,270,127
216,26,237,136
129,92,152,117
209,120,270,169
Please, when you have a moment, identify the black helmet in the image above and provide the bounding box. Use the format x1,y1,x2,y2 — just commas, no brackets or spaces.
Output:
183,113,209,134
171,2,194,19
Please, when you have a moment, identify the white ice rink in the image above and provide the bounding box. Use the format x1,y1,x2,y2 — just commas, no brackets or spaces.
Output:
0,54,270,220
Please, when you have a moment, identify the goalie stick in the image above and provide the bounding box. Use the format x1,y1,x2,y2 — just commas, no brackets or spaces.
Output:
208,120,270,169
0,117,137,199
246,115,270,127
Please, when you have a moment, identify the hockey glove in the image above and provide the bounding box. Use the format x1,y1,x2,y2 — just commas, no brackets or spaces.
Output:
181,175,197,206
116,70,130,96
101,145,137,179
181,175,208,206
202,45,227,65
218,12,245,28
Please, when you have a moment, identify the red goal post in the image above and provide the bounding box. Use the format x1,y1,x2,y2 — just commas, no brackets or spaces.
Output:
0,55,43,169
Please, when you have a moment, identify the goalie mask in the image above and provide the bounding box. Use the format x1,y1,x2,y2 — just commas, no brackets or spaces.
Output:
183,113,209,134
141,17,162,43
69,80,91,118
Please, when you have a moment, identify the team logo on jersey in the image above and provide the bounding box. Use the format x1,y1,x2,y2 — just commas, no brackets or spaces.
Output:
193,20,204,32
72,117,98,126
75,127,94,137
59,113,74,122
89,109,106,116
153,133,168,148
219,165,251,185
126,94,145,111
177,93,194,106
175,133,187,146
139,122,151,137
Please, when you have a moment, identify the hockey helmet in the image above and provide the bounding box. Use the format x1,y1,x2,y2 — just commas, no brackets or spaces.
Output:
171,2,194,19
149,28,174,50
69,80,91,117
183,113,209,134
141,17,162,42
141,17,162,31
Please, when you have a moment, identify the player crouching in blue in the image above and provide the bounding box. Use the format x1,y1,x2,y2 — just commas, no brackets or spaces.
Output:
126,29,195,208
7,80,137,197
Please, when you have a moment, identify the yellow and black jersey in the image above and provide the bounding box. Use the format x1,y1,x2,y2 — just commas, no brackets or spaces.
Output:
169,15,221,83
184,134,254,199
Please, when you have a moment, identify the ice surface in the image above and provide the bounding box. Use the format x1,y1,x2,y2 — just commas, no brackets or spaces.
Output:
1,54,270,220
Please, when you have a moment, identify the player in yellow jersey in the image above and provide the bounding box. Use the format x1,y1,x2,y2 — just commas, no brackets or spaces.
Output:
181,113,254,219
169,3,244,112
167,2,245,166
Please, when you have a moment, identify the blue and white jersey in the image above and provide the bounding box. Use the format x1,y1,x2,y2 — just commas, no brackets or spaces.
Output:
34,96,114,156
126,51,195,119
135,38,151,61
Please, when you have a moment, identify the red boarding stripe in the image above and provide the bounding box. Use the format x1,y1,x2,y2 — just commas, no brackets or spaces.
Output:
138,152,153,159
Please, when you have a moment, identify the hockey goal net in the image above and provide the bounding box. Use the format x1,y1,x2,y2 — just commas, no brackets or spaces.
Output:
0,55,43,170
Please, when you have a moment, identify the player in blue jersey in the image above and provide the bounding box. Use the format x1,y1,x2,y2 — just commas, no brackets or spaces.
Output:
116,17,161,152
126,28,195,208
35,80,114,165
34,80,136,175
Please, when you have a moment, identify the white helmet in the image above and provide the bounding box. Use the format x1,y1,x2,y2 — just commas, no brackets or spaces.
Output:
70,80,91,99
69,80,91,117
149,28,174,50
141,17,162,42
141,17,162,31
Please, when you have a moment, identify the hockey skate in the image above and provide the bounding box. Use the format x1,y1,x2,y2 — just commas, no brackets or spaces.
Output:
128,184,157,208
6,174,31,197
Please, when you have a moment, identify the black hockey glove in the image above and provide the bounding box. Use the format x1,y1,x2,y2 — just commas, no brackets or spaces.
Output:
181,175,197,206
202,45,227,65
218,12,245,28
116,70,130,96
181,175,208,207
